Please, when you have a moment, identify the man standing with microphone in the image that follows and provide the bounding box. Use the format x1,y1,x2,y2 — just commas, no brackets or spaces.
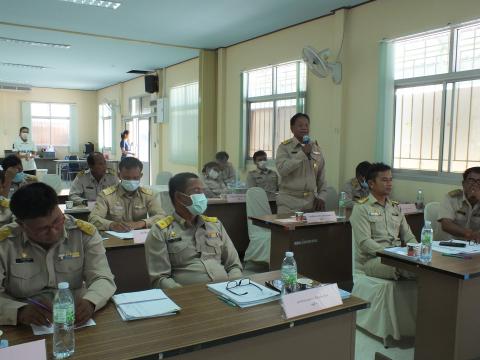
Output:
275,113,327,214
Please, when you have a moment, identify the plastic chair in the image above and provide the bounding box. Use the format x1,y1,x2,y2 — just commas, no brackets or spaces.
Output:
325,186,338,211
244,187,271,273
159,191,174,215
40,174,63,193
424,201,449,241
156,171,173,185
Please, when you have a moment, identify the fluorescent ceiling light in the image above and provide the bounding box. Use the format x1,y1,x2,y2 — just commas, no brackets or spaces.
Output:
0,36,71,49
59,0,122,10
0,62,48,70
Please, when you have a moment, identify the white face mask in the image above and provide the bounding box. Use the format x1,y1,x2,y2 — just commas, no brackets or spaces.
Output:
257,160,267,170
121,179,140,192
208,169,219,180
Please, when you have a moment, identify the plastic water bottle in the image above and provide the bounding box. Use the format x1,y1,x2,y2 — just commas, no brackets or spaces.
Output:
338,191,347,219
416,189,424,210
53,282,75,359
420,221,433,263
281,252,297,294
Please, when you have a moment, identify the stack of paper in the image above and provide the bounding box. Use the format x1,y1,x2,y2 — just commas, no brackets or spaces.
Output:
432,240,480,255
105,229,150,243
207,280,280,308
112,289,181,321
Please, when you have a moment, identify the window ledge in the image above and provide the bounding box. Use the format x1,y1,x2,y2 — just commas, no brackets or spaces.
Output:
393,169,462,185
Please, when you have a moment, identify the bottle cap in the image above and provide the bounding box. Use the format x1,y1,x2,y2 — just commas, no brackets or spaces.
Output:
285,251,294,257
58,282,69,290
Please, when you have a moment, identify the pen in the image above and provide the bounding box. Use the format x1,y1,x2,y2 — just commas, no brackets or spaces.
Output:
27,298,51,313
442,253,472,260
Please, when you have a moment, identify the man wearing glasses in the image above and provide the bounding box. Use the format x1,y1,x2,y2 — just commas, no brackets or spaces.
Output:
0,183,116,326
438,167,480,242
145,172,242,289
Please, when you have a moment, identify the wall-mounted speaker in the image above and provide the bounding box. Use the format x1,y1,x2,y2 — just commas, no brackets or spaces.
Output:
145,75,159,93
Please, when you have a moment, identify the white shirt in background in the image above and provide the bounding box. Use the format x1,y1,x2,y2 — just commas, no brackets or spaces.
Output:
12,136,37,171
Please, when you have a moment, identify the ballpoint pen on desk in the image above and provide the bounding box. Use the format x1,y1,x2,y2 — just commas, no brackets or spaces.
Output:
441,253,473,260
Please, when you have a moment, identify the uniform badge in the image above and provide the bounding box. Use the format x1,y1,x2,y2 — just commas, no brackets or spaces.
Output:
167,231,181,243
16,252,33,263
368,211,381,216
58,251,80,260
207,232,220,238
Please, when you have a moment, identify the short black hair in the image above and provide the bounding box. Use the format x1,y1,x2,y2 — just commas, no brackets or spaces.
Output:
1,154,22,171
87,152,104,167
19,126,29,134
356,161,372,178
121,130,129,139
290,113,310,127
10,183,58,220
463,167,480,181
215,151,229,162
202,161,220,174
366,163,392,182
119,157,143,171
253,150,267,162
168,172,199,203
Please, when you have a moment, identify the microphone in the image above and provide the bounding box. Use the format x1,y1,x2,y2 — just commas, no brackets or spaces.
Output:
302,135,311,159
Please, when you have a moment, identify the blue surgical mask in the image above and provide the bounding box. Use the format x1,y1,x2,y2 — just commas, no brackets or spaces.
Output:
13,171,25,183
185,193,208,216
121,179,140,192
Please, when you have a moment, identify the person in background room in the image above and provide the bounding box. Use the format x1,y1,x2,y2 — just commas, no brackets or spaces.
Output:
246,150,278,194
201,161,227,198
215,151,236,186
12,127,37,176
120,130,134,160
342,161,372,207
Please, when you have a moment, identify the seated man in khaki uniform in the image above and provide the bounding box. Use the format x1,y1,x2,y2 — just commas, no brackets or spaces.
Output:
0,183,116,326
246,150,279,194
275,113,327,214
215,151,236,186
200,161,227,198
89,157,165,232
69,152,118,206
145,172,243,289
350,163,417,280
341,161,371,207
438,167,480,241
1,154,37,197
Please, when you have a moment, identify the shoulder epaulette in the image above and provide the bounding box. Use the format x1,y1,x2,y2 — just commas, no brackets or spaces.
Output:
25,174,37,182
77,170,86,176
201,215,218,223
391,200,399,206
75,219,96,236
351,178,359,186
448,189,463,197
0,226,11,241
356,197,368,204
156,216,174,229
281,139,292,145
0,198,9,208
140,187,153,195
106,168,115,175
102,185,117,196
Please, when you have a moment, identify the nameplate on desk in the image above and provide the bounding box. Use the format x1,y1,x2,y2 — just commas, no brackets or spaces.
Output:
398,203,418,214
226,194,246,203
304,211,337,223
281,283,343,319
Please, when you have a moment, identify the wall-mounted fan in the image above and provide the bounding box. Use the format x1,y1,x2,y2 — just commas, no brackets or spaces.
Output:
302,46,342,84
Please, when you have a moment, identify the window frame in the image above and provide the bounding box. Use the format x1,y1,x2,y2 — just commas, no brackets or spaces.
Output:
392,21,480,182
244,61,306,160
98,103,113,151
30,102,72,147
125,96,151,163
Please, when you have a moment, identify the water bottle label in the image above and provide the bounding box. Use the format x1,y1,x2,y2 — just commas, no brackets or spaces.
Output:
54,309,66,323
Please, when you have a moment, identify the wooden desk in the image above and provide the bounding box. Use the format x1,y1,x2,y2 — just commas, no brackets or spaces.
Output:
2,271,368,360
378,250,480,360
251,214,353,291
103,235,150,293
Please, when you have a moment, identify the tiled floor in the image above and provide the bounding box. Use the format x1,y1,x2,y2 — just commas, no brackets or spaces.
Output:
355,328,414,360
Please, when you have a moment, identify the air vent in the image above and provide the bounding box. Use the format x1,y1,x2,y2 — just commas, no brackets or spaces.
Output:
127,70,150,74
0,82,32,91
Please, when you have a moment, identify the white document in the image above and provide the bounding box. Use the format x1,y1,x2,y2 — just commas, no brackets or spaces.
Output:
133,229,149,244
226,194,246,203
384,246,419,259
276,218,298,224
304,211,337,223
432,240,480,255
207,281,280,308
0,339,46,360
398,203,418,214
31,319,96,336
112,289,181,321
105,230,134,239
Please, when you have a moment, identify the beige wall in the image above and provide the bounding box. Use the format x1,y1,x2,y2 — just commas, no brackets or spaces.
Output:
218,0,479,203
0,87,97,160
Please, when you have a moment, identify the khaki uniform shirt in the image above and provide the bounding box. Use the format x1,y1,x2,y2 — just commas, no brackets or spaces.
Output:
0,215,116,325
0,197,12,227
438,189,480,235
342,178,370,207
201,175,227,198
219,162,236,185
246,168,278,194
88,184,165,230
145,212,243,289
69,169,118,205
350,194,417,270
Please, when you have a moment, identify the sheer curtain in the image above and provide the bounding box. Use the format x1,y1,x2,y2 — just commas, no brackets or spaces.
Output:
375,40,395,164
169,83,199,165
